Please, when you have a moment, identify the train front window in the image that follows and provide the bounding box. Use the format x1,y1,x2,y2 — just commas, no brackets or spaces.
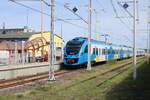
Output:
66,42,83,55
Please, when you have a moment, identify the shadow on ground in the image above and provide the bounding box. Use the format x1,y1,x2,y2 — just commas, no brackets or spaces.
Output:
106,60,150,100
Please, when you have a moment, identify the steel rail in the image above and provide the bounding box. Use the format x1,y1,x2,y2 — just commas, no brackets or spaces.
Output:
55,57,144,92
0,57,144,89
0,70,72,89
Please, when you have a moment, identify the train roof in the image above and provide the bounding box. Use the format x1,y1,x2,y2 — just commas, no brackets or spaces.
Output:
72,37,106,43
70,37,132,48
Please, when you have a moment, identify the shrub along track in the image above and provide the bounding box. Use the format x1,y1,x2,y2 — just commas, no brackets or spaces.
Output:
0,57,144,90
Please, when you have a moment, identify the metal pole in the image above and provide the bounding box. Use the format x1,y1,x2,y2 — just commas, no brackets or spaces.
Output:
60,6,64,61
147,24,149,64
147,22,150,64
148,0,150,64
22,41,25,66
61,24,64,61
15,42,18,64
133,0,137,80
26,9,29,31
54,42,56,63
94,10,100,41
49,0,55,80
149,24,150,63
87,0,92,70
41,0,44,37
105,35,107,44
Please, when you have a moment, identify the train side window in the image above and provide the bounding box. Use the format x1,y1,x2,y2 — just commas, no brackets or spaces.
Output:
96,48,98,55
84,46,88,53
116,50,118,54
93,48,95,54
93,48,96,54
99,48,101,56
102,49,105,55
105,49,107,55
114,49,116,54
108,49,110,54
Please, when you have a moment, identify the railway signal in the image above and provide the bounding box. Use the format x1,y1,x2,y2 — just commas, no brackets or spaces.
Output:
123,3,129,9
72,7,78,13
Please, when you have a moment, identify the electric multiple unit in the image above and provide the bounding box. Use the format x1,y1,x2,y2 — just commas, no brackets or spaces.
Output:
63,37,145,66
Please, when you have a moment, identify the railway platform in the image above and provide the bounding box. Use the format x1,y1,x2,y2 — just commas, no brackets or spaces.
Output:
0,57,148,99
0,61,62,80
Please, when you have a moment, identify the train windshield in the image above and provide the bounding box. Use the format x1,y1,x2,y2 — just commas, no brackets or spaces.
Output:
66,41,83,55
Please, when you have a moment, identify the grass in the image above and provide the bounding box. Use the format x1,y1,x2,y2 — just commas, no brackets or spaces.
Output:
105,58,150,100
0,57,148,100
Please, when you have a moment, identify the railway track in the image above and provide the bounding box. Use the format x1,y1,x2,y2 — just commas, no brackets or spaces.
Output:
0,57,144,90
55,57,144,92
0,70,75,89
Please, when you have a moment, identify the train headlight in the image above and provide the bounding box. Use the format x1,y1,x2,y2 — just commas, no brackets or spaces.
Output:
77,53,83,57
77,54,81,57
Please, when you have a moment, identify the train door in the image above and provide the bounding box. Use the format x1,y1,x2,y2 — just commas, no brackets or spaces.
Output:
108,47,114,60
83,45,88,63
84,44,94,63
119,49,123,59
101,47,105,61
99,47,102,61
114,47,118,59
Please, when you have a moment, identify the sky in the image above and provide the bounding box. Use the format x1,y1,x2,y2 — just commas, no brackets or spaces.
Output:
0,0,149,48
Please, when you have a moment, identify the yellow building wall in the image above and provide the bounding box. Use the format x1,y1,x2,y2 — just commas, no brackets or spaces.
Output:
28,32,64,57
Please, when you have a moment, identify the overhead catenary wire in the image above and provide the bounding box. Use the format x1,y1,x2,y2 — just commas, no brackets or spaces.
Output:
55,1,105,35
116,1,133,25
95,0,106,12
94,0,133,42
55,1,88,24
109,0,133,47
10,0,50,16
111,35,132,46
10,0,135,45
110,0,133,31
117,1,134,18
9,0,87,30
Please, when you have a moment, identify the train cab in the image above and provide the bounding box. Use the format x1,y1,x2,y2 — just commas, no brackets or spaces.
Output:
64,37,87,66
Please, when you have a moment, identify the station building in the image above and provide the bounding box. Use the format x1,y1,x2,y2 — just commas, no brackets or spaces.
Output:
27,32,64,62
0,26,30,34
0,30,64,64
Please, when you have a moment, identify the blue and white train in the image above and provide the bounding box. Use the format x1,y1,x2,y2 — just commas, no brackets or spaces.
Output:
63,37,145,66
